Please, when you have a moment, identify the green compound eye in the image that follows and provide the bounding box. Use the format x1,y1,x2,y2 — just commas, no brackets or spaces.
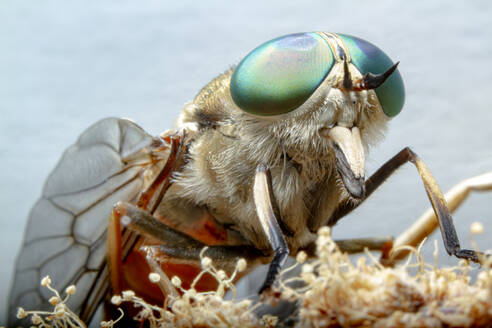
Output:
230,33,334,116
338,34,405,117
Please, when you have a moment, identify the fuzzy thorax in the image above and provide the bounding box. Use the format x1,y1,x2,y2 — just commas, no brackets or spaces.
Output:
170,65,391,253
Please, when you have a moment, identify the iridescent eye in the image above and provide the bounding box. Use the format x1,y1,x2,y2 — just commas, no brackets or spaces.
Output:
338,34,405,117
230,33,334,116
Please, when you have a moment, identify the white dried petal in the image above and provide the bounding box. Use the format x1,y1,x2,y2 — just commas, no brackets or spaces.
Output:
41,276,52,287
296,251,307,263
236,258,247,272
302,263,313,273
111,295,122,305
65,285,76,295
16,307,27,319
318,226,331,237
49,296,60,306
201,256,212,269
217,270,227,281
31,314,42,324
54,304,66,317
470,221,484,234
122,290,135,300
171,276,182,287
149,272,161,283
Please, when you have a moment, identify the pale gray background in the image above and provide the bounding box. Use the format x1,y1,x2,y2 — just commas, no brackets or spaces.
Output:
1,0,492,323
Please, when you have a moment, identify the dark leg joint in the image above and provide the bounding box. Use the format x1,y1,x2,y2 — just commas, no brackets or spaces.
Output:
454,249,487,264
258,247,289,294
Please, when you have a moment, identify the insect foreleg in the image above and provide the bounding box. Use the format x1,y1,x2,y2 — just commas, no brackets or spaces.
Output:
391,171,492,261
332,147,487,263
254,164,290,293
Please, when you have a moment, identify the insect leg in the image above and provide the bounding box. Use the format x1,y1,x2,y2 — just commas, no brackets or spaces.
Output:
332,147,487,263
113,202,204,248
137,131,184,212
107,205,136,295
145,244,265,274
107,201,200,297
107,132,187,295
391,171,492,261
111,202,266,278
254,164,290,293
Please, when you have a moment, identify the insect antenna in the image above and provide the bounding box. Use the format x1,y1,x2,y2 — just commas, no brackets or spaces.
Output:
356,62,400,90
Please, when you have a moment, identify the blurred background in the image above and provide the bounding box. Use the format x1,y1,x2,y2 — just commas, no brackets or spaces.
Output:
1,0,492,322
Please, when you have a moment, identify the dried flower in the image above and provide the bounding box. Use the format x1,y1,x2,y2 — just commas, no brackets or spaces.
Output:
201,256,212,269
149,272,161,283
65,285,76,295
111,295,122,305
296,251,307,263
31,314,42,324
40,276,51,287
49,296,60,306
236,258,247,272
16,307,27,319
171,276,182,288
121,290,135,301
470,221,484,234
216,270,227,281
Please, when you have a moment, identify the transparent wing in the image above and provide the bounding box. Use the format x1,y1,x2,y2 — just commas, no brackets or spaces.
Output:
8,118,156,325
